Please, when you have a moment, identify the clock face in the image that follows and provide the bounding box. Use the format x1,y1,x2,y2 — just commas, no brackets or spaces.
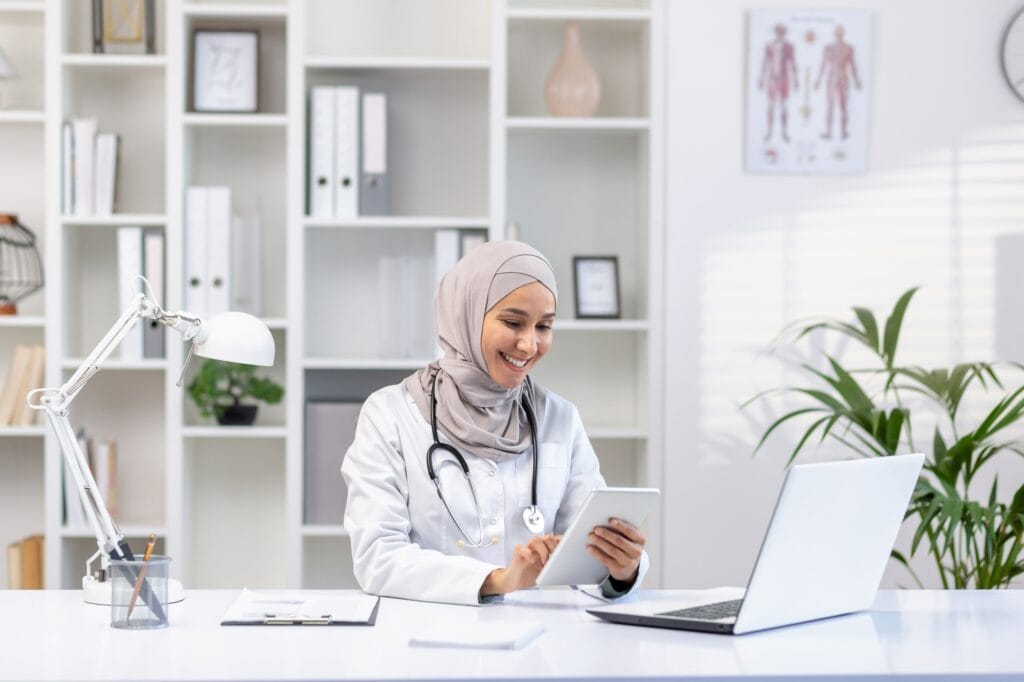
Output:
1002,8,1024,102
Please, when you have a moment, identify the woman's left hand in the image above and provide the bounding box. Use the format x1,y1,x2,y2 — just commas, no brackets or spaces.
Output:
586,518,646,583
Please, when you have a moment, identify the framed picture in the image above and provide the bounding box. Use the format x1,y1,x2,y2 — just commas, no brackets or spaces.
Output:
192,30,259,113
744,8,872,174
573,256,620,319
93,0,156,54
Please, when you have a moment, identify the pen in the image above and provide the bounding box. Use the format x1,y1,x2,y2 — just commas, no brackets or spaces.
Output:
126,533,157,619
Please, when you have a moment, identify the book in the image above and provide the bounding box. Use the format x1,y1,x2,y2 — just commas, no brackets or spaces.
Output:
71,118,97,215
19,534,43,590
231,212,262,317
0,345,30,427
93,439,118,520
116,227,144,360
62,122,74,214
13,345,45,426
93,132,119,215
6,540,21,589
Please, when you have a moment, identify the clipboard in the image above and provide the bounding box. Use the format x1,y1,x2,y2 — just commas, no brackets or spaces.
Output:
220,589,381,626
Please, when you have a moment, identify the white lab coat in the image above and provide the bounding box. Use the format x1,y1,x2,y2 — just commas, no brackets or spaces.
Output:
341,383,649,605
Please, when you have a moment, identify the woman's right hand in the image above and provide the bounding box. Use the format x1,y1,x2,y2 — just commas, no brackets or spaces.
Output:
481,534,560,596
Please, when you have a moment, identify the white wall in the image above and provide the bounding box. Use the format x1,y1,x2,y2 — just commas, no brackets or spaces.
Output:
663,0,1024,588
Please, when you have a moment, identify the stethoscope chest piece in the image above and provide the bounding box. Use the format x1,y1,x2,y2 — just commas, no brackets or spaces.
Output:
522,505,545,535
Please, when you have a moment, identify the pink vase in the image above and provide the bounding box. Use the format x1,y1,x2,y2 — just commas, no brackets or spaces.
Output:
544,22,601,117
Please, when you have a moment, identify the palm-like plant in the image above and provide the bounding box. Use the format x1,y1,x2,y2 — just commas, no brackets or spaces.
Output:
750,288,1024,588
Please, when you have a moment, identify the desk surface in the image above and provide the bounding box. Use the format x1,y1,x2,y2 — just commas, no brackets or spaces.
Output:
2,588,1023,681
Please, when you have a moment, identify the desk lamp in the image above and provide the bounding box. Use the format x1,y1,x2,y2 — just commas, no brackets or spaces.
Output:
28,277,275,604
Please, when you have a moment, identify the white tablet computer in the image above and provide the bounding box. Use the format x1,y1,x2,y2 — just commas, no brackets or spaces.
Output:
535,487,660,587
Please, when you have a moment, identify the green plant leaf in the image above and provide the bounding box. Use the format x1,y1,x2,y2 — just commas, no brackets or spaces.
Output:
882,287,918,369
852,307,880,354
751,407,825,455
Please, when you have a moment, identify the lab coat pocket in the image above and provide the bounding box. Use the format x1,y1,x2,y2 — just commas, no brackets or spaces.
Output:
517,443,569,510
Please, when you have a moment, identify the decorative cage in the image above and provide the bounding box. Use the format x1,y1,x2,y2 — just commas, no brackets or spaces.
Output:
0,214,44,315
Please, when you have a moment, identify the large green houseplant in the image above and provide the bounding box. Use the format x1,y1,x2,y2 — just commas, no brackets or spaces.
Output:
750,288,1024,588
187,359,284,426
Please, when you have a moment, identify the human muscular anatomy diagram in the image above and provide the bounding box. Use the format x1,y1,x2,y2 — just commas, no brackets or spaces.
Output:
814,25,862,140
758,24,798,143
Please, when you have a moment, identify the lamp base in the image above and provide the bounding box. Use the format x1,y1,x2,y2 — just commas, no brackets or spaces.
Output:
82,574,185,605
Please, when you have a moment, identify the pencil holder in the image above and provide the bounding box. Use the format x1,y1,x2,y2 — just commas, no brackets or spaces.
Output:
109,555,172,629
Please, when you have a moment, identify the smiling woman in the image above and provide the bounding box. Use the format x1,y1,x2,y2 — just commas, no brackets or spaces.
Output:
340,240,650,605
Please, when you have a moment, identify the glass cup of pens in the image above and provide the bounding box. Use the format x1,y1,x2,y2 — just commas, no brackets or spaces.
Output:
109,553,172,630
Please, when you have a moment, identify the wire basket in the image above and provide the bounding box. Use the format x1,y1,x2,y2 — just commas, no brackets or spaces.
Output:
0,214,44,315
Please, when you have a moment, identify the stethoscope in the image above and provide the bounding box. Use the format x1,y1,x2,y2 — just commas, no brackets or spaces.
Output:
426,371,545,548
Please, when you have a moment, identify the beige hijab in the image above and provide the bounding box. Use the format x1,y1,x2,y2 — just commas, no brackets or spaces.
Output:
404,241,558,461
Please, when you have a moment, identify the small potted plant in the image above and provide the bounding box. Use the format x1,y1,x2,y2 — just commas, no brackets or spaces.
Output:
186,359,284,426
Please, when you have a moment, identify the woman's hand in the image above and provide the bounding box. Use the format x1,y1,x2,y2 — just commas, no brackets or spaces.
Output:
587,518,646,584
480,534,560,596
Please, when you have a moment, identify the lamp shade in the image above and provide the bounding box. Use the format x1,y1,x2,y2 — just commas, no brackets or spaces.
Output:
194,312,275,366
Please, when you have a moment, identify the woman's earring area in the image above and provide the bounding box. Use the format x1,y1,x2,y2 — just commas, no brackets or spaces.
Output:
523,506,545,535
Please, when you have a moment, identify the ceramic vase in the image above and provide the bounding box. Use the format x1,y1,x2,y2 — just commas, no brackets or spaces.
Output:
544,22,601,117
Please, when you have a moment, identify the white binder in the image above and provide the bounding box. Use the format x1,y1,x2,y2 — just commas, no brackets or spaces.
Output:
61,122,73,215
206,187,232,316
360,92,388,215
308,87,335,218
116,226,144,360
333,86,360,218
185,187,209,316
71,118,97,215
142,229,165,358
93,133,118,215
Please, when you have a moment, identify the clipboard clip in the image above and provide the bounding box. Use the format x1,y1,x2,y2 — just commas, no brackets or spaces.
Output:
264,613,331,625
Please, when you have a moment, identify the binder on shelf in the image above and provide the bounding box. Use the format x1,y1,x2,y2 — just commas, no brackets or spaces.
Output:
207,188,232,316
360,92,388,215
308,86,335,218
93,132,119,215
71,118,97,216
231,213,263,317
333,86,360,219
185,186,232,318
143,228,165,358
61,122,74,214
304,401,361,525
116,226,145,361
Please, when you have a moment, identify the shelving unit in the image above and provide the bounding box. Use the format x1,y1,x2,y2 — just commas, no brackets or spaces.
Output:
0,0,663,591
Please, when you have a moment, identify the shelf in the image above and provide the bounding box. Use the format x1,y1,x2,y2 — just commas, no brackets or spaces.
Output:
301,525,348,538
0,1,44,12
60,358,167,371
587,426,648,440
0,316,45,328
507,117,650,131
183,113,288,128
556,319,649,331
182,426,287,439
304,358,436,371
0,110,44,124
60,54,168,69
304,56,490,71
183,3,288,19
0,426,45,438
61,214,167,227
304,216,489,230
61,525,165,539
506,8,651,22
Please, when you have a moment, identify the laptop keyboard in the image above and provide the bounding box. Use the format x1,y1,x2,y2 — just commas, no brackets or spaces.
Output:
658,599,743,621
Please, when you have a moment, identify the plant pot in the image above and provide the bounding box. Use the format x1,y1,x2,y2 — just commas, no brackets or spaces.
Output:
217,404,258,426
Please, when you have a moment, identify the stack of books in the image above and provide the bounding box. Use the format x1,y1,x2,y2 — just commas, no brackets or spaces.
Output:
62,118,120,216
0,344,45,427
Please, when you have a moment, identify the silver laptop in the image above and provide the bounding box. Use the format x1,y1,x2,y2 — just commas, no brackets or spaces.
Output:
587,453,924,635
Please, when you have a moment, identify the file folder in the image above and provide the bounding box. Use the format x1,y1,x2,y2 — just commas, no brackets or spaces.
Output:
185,187,209,316
333,86,360,218
360,92,388,215
206,187,232,316
308,86,335,218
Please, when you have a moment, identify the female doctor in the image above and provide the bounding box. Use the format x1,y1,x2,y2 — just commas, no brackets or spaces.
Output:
341,240,648,605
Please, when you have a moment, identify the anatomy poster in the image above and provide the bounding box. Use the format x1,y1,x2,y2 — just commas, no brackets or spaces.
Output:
745,9,872,174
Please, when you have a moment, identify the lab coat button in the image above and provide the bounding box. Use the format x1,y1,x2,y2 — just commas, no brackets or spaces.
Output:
491,536,500,545
489,470,496,477
456,540,465,549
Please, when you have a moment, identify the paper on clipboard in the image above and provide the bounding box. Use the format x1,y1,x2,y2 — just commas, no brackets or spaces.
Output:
221,588,380,626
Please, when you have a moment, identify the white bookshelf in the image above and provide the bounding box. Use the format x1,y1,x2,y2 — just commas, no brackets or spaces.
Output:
0,0,663,590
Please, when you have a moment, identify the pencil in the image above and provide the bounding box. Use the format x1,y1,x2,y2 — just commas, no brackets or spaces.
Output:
126,533,157,620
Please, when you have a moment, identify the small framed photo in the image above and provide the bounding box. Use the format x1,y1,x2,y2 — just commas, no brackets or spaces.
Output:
573,256,621,319
192,30,259,113
94,0,155,54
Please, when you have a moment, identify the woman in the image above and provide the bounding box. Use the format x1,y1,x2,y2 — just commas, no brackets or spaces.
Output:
342,240,648,605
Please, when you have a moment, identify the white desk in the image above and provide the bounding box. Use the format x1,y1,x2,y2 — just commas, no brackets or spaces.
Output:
1,588,1022,681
